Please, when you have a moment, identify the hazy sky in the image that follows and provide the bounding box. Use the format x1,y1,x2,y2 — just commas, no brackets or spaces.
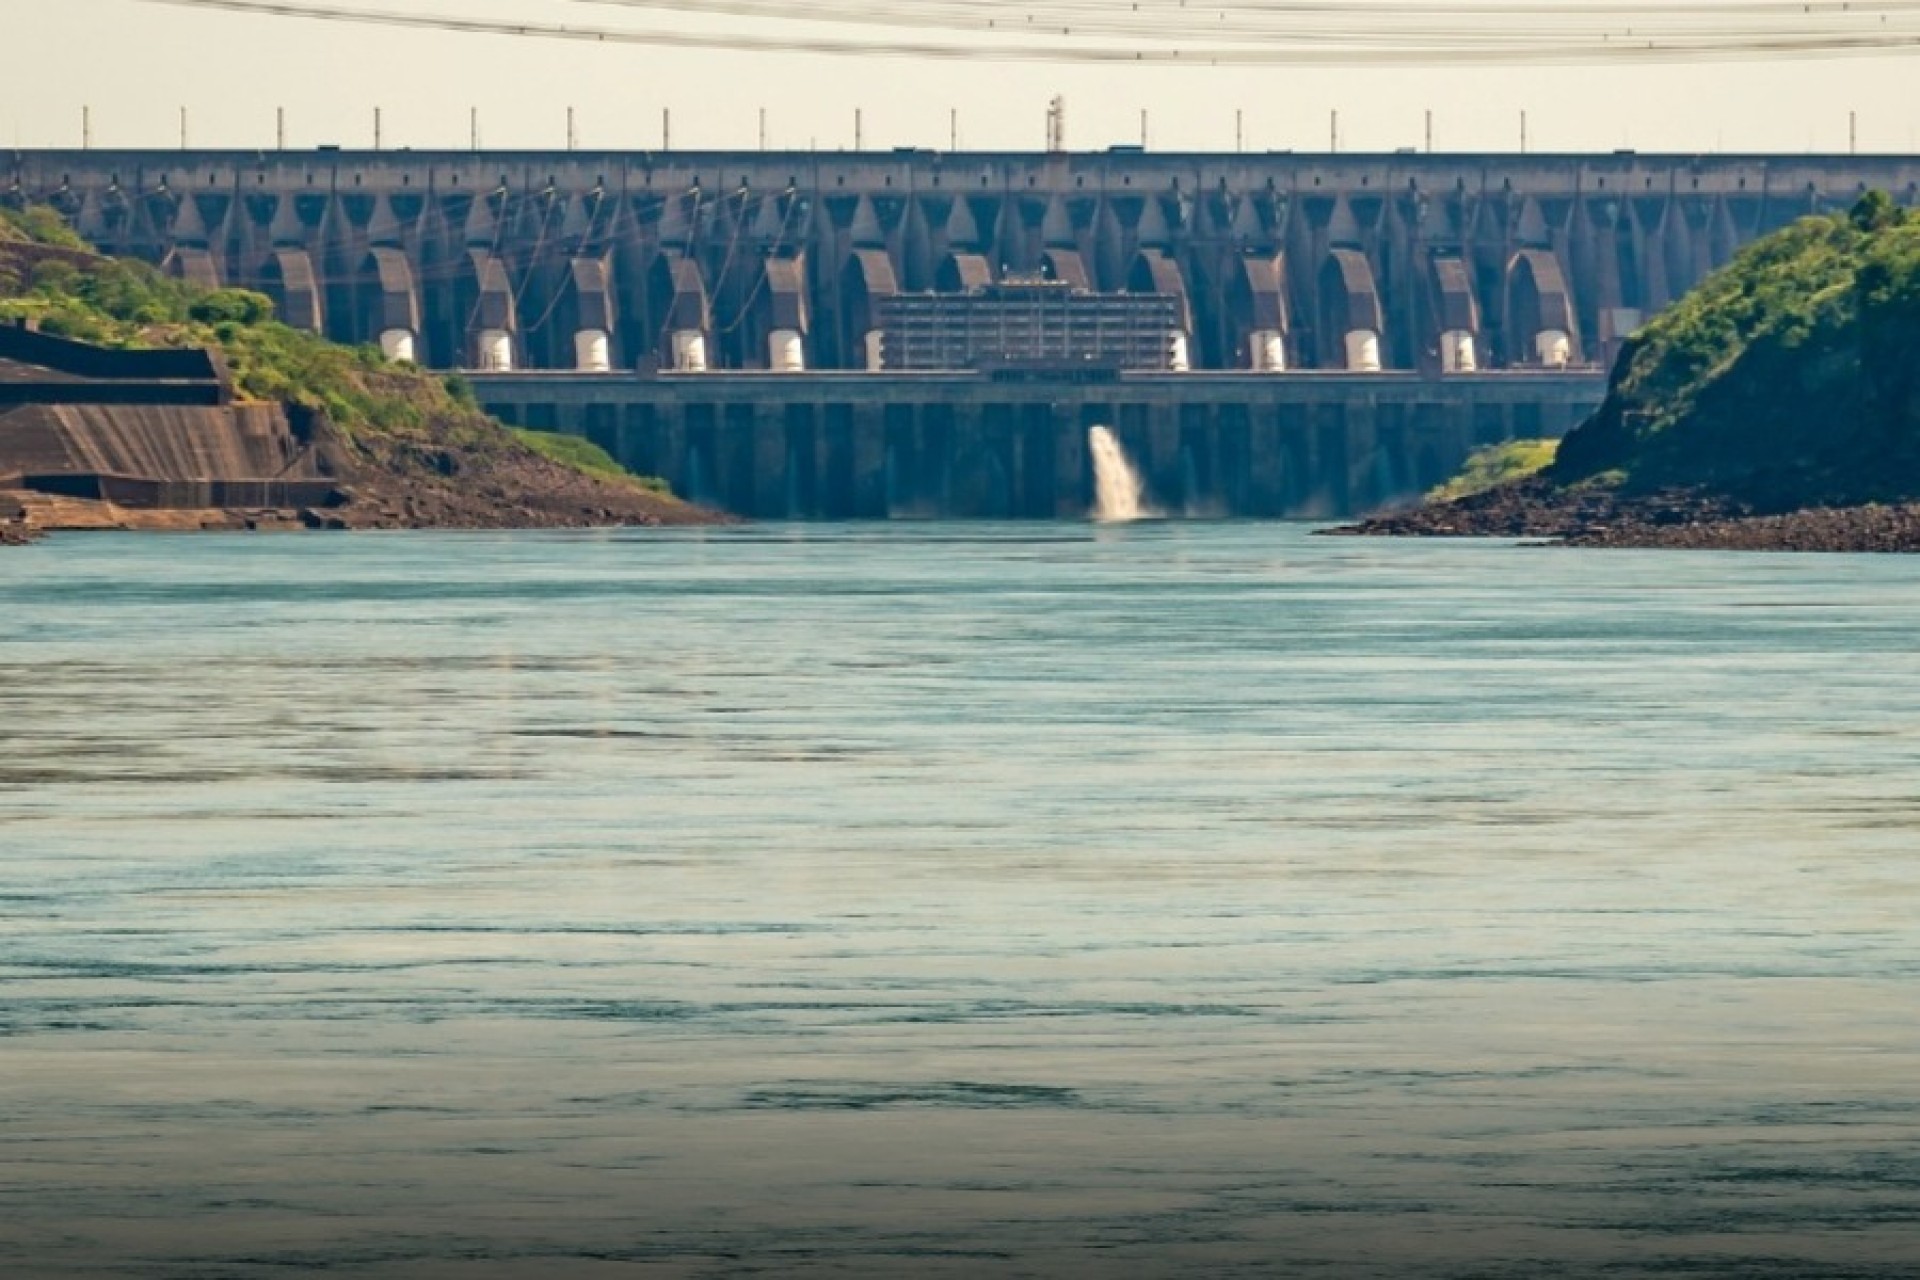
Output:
9,0,1920,156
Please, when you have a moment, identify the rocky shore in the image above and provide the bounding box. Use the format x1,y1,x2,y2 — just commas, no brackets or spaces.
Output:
301,425,729,532
1,425,729,543
1326,478,1920,552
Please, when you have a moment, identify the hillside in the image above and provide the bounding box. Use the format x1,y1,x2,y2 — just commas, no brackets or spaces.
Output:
1339,192,1920,550
0,207,721,540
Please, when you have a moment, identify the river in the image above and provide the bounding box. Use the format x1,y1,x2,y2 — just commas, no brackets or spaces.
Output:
4,524,1919,1277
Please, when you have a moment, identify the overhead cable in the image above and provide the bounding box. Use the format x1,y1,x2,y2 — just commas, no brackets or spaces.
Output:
128,0,1920,63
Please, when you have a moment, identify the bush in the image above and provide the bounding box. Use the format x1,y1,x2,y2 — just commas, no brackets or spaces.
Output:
508,428,673,494
1851,190,1905,234
1429,439,1559,502
0,205,89,250
188,288,275,327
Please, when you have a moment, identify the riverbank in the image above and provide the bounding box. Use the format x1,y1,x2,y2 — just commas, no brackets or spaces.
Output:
0,511,36,543
1327,477,1920,552
1,213,728,541
0,430,729,542
1335,196,1920,553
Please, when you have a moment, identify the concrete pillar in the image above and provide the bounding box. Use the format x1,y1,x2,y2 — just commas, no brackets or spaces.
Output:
1277,404,1314,516
1146,404,1180,505
1250,404,1285,518
1311,403,1346,518
1178,404,1218,513
971,405,1015,518
864,330,886,372
656,401,688,502
753,403,787,516
690,405,724,508
812,406,840,518
852,403,887,518
785,405,819,518
1053,401,1086,518
1440,329,1477,373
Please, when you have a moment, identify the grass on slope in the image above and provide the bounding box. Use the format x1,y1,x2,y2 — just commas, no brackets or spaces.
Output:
509,428,669,494
1428,439,1558,503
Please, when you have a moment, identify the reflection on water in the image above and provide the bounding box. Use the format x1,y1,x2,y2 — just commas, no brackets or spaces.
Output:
3,525,1920,1278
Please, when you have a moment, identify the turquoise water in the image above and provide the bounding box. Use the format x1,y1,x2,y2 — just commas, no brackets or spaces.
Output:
3,524,1920,1278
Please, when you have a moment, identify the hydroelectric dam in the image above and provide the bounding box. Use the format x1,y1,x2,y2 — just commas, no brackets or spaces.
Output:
11,147,1914,516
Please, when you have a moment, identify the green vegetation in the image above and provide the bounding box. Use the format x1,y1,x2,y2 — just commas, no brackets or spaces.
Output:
0,205,673,495
0,205,89,252
0,238,495,443
1428,439,1558,502
1550,191,1920,506
509,428,671,494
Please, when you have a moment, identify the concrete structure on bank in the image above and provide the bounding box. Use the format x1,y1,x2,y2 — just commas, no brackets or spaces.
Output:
0,322,333,509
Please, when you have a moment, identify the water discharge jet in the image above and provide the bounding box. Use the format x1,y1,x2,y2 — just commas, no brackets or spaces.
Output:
1089,425,1153,522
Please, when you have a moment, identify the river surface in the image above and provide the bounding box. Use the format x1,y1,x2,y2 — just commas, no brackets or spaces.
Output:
3,524,1920,1279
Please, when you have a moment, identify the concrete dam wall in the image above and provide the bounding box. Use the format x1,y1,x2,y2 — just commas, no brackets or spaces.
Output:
13,146,1888,517
477,370,1601,519
10,148,1917,376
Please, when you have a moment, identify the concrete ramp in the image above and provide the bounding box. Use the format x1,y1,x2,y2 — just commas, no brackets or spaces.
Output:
0,402,317,485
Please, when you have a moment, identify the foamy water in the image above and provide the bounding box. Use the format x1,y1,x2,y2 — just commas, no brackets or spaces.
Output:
1088,425,1151,521
3,525,1919,1278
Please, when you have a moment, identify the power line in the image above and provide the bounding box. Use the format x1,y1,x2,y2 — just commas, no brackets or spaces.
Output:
571,0,1920,42
130,0,1920,63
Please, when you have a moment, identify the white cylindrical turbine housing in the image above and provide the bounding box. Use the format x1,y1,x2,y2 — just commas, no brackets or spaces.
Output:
671,330,709,373
1441,329,1477,373
1344,329,1383,372
1168,331,1191,373
1249,329,1286,372
769,329,805,373
1536,329,1572,368
574,329,612,373
476,329,514,372
378,328,416,364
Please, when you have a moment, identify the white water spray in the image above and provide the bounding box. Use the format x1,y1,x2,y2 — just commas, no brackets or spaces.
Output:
1088,425,1152,522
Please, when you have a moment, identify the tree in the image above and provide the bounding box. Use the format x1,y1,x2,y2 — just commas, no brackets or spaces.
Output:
1850,190,1905,234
